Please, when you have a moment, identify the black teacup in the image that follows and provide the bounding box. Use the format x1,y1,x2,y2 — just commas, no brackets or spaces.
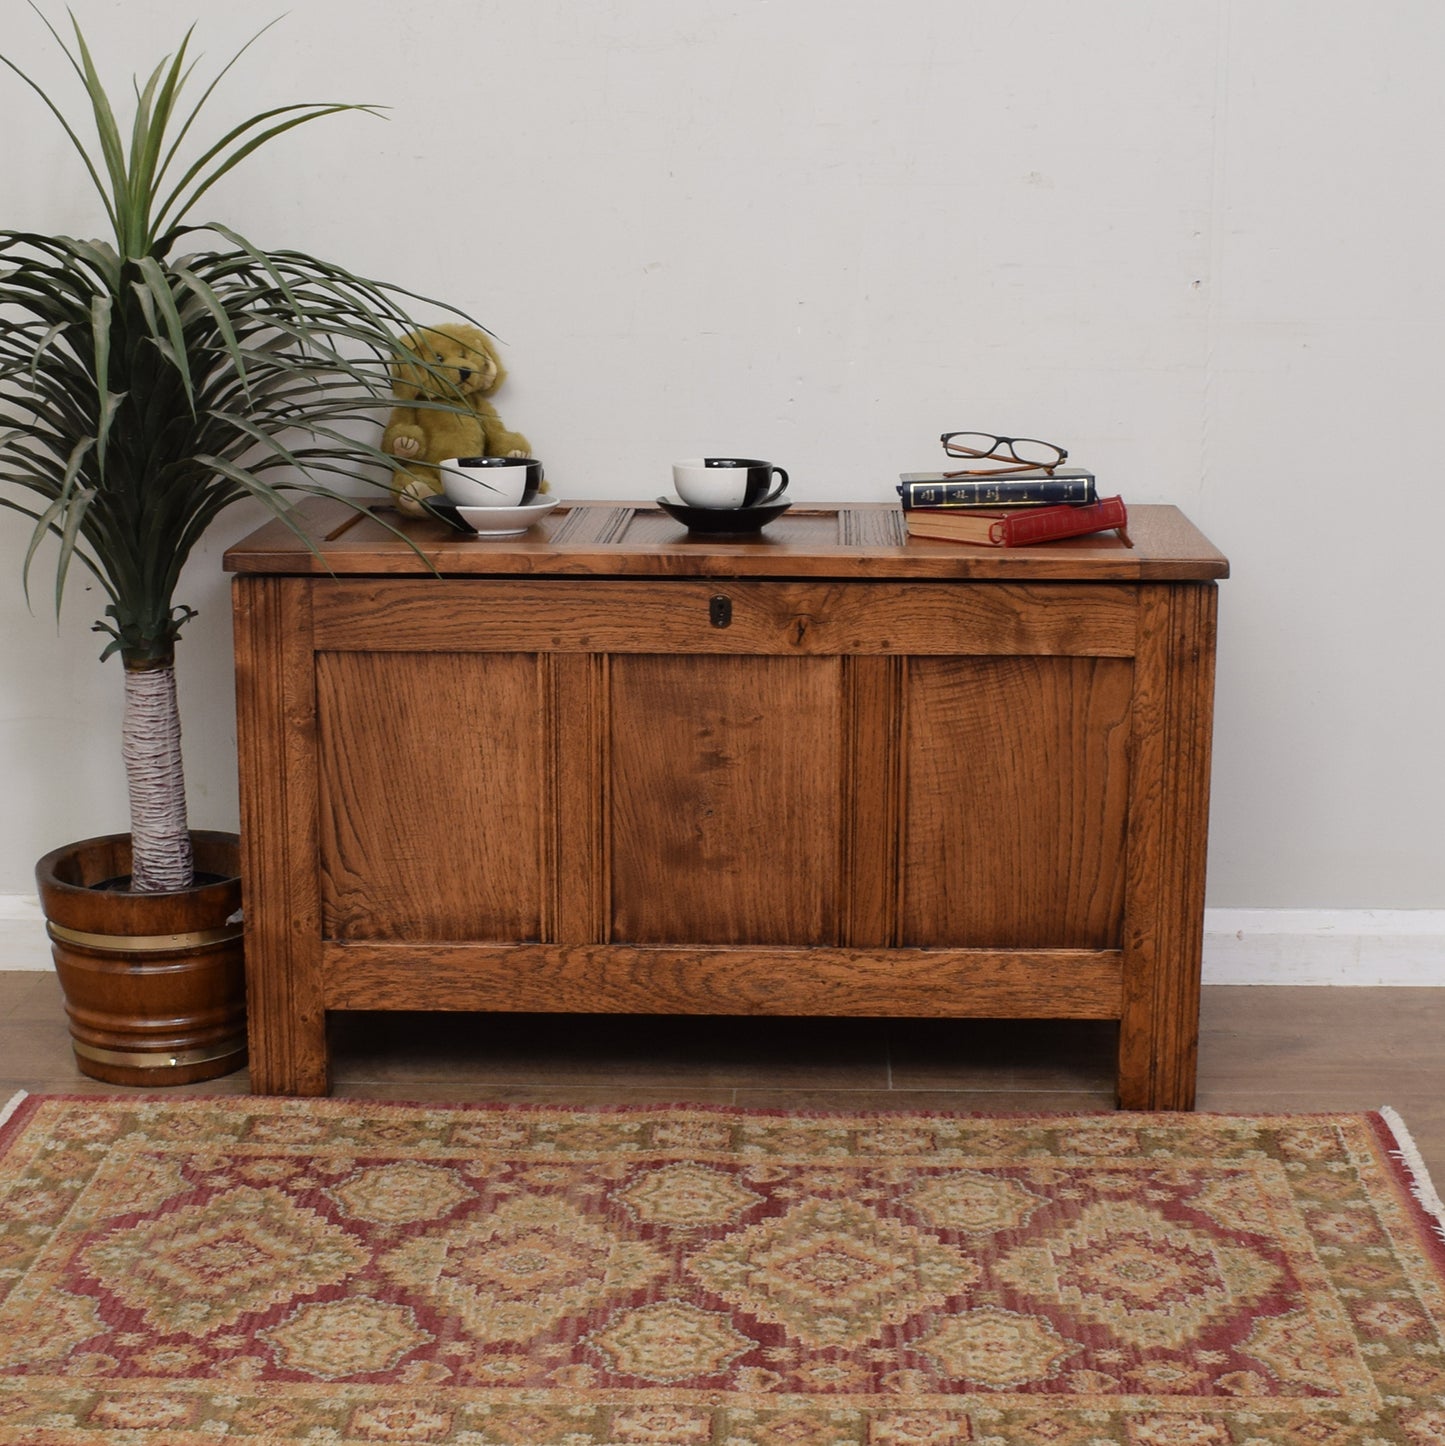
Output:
672,457,789,509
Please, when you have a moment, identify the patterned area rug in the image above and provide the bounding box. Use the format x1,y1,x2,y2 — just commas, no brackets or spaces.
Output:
1,1096,1443,1445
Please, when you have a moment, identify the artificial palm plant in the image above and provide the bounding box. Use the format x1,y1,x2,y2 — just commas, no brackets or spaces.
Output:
1,12,459,893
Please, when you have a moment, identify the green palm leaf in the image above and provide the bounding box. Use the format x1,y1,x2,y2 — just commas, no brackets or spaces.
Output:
2,10,489,888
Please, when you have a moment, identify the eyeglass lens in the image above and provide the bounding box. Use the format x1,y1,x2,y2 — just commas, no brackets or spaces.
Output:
943,433,1063,467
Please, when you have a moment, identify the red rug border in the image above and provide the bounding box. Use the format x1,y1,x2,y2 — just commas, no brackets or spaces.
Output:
4,1085,1440,1226
7,1090,1441,1269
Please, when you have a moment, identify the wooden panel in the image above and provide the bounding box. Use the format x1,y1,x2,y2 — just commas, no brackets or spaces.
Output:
312,580,1140,657
900,657,1133,949
315,652,545,942
547,654,609,946
1117,583,1219,1110
231,576,329,1095
609,654,842,945
321,942,1125,1019
225,500,1230,582
838,507,909,549
841,656,904,947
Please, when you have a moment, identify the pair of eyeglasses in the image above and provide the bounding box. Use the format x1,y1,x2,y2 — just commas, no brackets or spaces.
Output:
940,432,1068,478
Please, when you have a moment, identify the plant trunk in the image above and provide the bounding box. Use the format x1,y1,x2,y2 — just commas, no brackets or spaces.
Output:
122,656,193,892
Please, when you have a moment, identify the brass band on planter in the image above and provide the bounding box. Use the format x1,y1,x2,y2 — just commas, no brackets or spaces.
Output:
46,921,242,953
72,1037,248,1070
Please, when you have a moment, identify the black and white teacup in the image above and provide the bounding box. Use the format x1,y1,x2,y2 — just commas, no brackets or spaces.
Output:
439,456,542,507
672,457,788,509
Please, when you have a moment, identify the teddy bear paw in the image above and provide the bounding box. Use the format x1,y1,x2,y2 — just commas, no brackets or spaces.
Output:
390,435,422,458
506,448,528,458
394,477,438,517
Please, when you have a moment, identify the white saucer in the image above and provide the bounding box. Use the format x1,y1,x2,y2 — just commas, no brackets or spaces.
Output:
454,498,559,535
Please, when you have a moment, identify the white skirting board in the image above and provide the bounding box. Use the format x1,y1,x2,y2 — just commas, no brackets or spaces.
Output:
0,895,48,971
0,896,1442,984
1200,909,1445,986
0,890,48,971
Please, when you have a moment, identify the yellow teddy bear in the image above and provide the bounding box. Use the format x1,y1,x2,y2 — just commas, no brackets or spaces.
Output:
381,323,532,514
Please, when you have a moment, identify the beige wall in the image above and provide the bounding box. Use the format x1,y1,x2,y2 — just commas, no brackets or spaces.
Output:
1,0,1442,910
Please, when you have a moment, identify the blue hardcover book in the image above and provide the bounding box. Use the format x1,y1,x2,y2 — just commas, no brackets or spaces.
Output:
897,468,1096,509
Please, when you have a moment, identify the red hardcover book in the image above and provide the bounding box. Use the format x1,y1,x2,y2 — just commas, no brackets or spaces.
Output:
905,495,1132,548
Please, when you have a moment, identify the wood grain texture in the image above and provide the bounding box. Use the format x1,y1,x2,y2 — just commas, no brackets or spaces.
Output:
231,576,328,1095
841,656,904,948
547,654,610,946
315,651,545,943
320,942,1125,1019
229,506,1225,1108
607,654,842,945
900,657,1133,950
1117,583,1219,1110
225,502,1229,582
311,580,1140,657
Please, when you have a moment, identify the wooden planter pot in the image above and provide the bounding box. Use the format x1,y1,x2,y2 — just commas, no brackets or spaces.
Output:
35,830,247,1086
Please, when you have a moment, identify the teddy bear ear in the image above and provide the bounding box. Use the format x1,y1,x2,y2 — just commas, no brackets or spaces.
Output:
392,329,440,400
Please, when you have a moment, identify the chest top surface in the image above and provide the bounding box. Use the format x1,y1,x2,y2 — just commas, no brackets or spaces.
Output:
223,499,1228,583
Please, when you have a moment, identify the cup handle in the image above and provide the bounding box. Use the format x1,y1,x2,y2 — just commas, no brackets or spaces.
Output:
761,467,789,504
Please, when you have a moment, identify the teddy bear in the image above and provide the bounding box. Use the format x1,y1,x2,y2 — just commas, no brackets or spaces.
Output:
381,323,532,514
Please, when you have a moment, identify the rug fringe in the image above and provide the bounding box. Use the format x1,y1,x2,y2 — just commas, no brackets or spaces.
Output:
1380,1105,1445,1243
0,1091,28,1132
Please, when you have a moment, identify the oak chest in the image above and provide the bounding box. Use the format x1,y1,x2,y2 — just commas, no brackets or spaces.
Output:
226,500,1227,1107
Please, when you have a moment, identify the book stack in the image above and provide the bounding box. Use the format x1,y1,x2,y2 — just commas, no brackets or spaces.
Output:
897,467,1132,548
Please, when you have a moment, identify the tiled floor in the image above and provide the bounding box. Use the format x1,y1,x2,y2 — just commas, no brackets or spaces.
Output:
2,972,1441,1185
